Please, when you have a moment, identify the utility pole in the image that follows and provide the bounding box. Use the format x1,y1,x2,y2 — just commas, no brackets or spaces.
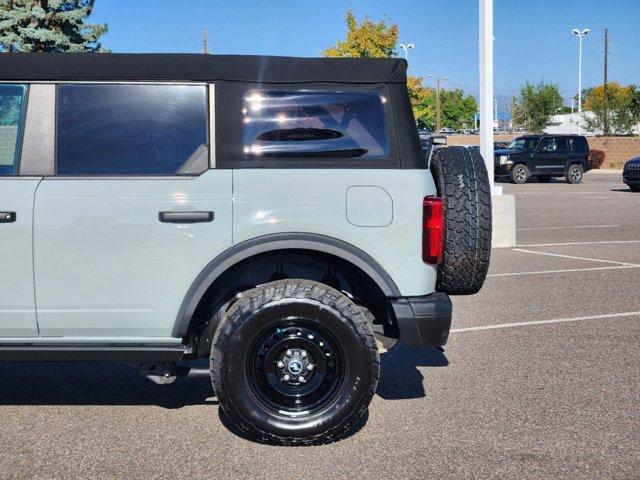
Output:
202,29,209,54
603,28,609,135
436,77,442,132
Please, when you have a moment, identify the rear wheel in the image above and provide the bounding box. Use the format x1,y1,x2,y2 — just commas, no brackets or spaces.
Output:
430,146,492,295
536,175,552,183
565,164,583,184
511,164,530,184
210,279,379,445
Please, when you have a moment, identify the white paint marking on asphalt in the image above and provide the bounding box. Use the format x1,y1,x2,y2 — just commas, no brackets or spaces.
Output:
517,224,620,231
516,240,640,247
511,191,622,196
450,311,640,333
488,265,640,277
512,248,639,266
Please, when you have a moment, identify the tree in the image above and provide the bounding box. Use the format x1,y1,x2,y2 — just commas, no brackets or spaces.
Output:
0,0,108,52
407,76,436,128
323,10,397,58
512,81,563,133
439,89,477,130
583,82,640,136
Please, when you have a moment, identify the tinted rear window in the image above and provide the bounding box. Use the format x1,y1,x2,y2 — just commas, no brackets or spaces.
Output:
570,136,588,152
56,84,208,175
242,90,389,159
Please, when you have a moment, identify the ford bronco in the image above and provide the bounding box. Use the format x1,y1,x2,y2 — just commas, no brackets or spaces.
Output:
0,53,491,445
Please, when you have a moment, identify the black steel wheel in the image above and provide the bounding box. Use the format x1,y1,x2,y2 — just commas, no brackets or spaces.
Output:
247,322,342,416
210,279,379,445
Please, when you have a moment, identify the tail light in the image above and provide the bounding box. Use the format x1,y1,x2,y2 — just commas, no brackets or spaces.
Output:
422,197,444,265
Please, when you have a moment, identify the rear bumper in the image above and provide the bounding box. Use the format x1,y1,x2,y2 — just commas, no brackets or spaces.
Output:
391,293,452,347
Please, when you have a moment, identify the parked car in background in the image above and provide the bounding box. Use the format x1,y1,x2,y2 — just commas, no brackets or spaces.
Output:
439,127,456,135
623,156,640,191
494,134,590,184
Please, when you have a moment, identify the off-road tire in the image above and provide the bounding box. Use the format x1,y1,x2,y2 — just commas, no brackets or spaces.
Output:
210,279,379,445
430,146,492,295
511,163,530,184
536,175,552,183
565,164,583,184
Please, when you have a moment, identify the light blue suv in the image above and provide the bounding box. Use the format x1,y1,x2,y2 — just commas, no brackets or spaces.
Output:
0,53,491,444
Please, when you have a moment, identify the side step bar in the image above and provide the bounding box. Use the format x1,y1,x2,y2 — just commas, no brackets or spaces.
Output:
0,345,186,362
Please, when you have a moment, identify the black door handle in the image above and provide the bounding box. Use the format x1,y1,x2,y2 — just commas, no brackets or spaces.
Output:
159,211,214,223
0,211,16,223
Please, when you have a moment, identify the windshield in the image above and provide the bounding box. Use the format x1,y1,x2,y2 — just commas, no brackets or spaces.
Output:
507,137,539,151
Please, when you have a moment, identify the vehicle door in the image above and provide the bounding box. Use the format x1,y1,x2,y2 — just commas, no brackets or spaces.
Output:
554,137,572,173
32,83,232,339
0,84,40,337
535,137,564,174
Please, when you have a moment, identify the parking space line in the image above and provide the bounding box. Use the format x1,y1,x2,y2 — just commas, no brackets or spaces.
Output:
512,248,639,266
450,311,640,333
510,191,623,196
516,240,640,247
488,265,640,277
517,224,620,231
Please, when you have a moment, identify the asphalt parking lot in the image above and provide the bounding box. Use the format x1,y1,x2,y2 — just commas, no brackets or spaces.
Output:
1,171,638,480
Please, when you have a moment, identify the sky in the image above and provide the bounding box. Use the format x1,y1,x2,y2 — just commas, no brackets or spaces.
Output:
91,0,640,113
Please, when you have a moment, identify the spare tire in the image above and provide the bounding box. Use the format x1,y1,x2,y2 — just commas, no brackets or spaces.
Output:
430,146,492,295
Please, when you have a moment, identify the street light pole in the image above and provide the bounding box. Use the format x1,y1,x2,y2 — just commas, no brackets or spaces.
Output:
572,28,590,134
399,43,415,62
479,0,495,193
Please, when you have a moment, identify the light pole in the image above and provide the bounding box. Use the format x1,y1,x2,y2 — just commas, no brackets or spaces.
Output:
399,43,415,61
572,28,589,134
479,0,495,193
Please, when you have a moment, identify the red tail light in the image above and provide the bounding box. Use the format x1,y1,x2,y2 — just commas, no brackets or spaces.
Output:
422,197,444,265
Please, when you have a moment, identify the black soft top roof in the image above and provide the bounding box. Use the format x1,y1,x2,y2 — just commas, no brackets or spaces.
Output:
0,53,407,84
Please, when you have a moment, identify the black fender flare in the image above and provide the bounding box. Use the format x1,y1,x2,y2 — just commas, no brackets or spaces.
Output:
172,233,401,337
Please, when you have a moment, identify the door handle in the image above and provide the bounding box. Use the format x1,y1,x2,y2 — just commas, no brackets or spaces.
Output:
0,211,16,223
159,211,214,223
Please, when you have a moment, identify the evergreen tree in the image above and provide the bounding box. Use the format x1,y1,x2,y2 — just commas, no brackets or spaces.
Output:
0,0,107,52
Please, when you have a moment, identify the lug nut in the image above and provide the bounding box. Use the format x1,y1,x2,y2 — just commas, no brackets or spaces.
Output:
300,351,307,358
285,349,293,357
298,376,306,383
306,364,314,371
276,361,285,368
283,374,291,381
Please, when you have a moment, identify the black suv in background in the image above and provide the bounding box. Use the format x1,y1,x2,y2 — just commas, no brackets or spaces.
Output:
495,135,590,184
623,156,640,191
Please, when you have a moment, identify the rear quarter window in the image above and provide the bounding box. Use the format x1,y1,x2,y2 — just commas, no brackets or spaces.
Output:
242,90,389,160
570,137,589,152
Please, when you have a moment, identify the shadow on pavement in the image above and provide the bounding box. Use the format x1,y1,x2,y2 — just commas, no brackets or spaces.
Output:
0,344,448,408
0,361,213,408
376,344,448,400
